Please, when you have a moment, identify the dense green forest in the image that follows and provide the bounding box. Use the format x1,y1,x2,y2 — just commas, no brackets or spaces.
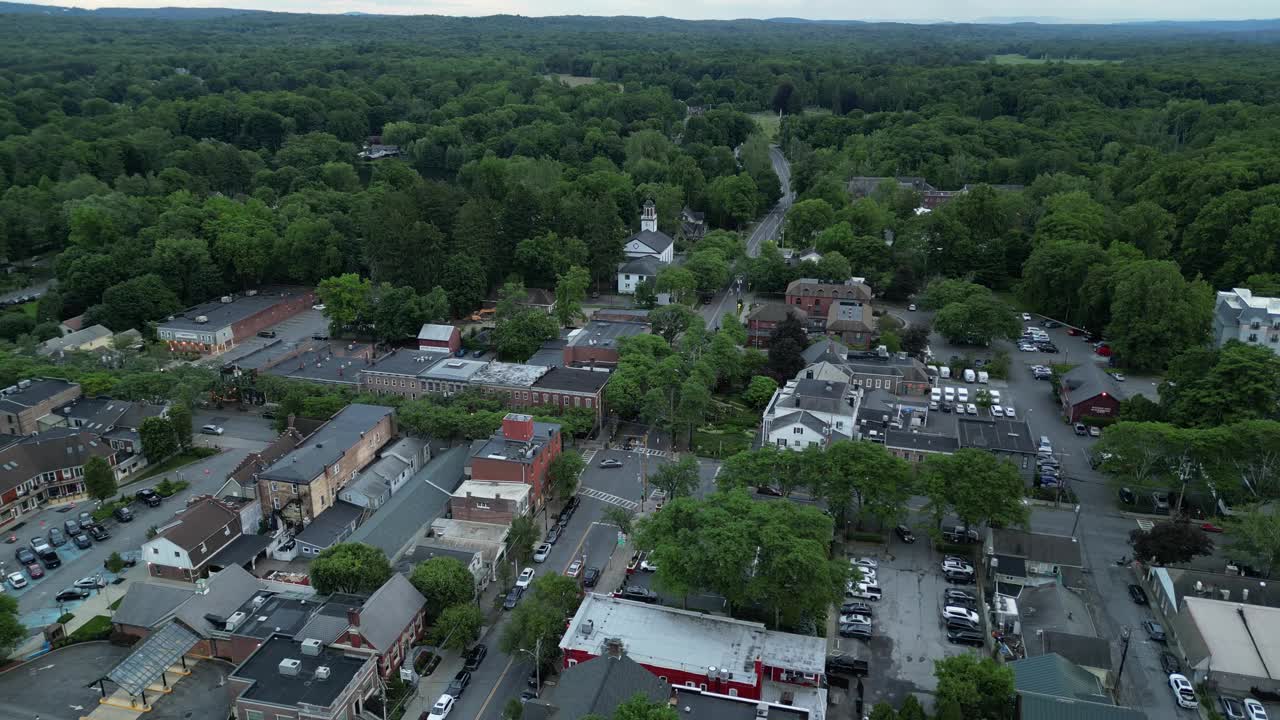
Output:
2,10,1280,370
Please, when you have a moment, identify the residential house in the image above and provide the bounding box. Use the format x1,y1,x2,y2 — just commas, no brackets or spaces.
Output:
59,314,86,335
825,299,874,349
1058,363,1125,422
746,303,807,349
37,324,113,356
329,573,427,677
1213,288,1280,351
0,378,81,435
416,323,461,353
450,480,530,525
339,436,430,510
762,378,862,451
0,430,114,526
784,278,873,329
1039,631,1114,688
987,529,1083,591
221,428,306,507
679,207,706,243
521,653,670,720
617,256,663,295
561,593,828,714
1010,653,1144,720
53,395,168,477
421,519,510,583
156,286,316,356
293,500,365,557
142,497,244,582
468,414,562,508
530,368,610,429
257,404,395,530
564,320,647,367
226,635,379,720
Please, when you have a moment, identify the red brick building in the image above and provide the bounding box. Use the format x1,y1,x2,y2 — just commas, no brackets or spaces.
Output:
449,480,531,524
0,429,115,527
563,320,648,367
785,278,873,324
529,368,609,430
417,323,461,353
746,303,807,348
468,414,562,508
156,287,316,356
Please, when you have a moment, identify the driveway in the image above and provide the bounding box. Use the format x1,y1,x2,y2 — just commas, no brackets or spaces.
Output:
0,642,132,720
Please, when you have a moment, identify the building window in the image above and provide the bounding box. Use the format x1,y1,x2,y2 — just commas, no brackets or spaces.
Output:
729,689,739,697
659,676,667,683
245,711,263,720
475,502,491,510
700,683,708,691
685,681,696,688
792,427,802,435
567,659,578,666
174,551,180,558
1249,333,1259,342
153,547,159,554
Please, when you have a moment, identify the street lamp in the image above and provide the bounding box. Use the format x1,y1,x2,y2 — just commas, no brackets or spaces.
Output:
516,636,544,692
1070,504,1082,539
1115,626,1133,687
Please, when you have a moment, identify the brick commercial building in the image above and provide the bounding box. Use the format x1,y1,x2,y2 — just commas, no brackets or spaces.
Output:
156,286,316,356
746,303,808,348
468,413,562,508
0,378,82,435
227,635,379,720
530,367,609,429
0,429,115,526
563,320,648,367
142,497,244,582
258,404,395,529
449,480,531,524
784,278,873,327
561,594,827,712
416,323,461,353
472,362,550,405
357,349,451,400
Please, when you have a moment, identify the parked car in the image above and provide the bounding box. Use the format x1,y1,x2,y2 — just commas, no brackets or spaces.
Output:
64,520,81,536
516,567,535,588
838,623,872,640
941,606,980,624
424,694,455,720
1142,620,1167,643
941,558,974,574
826,654,868,676
639,559,658,572
1004,406,1016,418
1074,423,1088,436
839,613,872,626
1221,696,1248,720
1128,584,1148,604
85,524,110,541
73,575,105,590
463,645,488,671
533,543,552,563
755,485,784,496
943,570,975,585
841,601,873,616
136,488,162,507
114,506,134,522
257,330,277,338
945,617,979,632
1152,492,1171,513
620,586,658,603
1160,651,1180,674
895,525,916,543
1168,674,1197,709
1244,698,1269,720
846,583,882,601
14,547,36,565
6,572,27,589
200,424,224,435
55,587,90,602
48,528,66,546
599,458,623,468
71,533,91,549
565,559,583,578
947,629,986,646
502,587,524,610
1118,487,1136,504
545,525,561,544
25,563,43,579
944,589,976,604
1089,426,1101,437
583,567,600,588
446,671,471,698
851,557,878,570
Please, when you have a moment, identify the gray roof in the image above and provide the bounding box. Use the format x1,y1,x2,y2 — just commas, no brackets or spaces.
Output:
0,431,114,495
293,602,351,645
618,256,664,276
772,378,855,416
355,574,425,653
957,418,1038,454
771,411,828,436
471,362,550,388
668,688,810,720
172,564,262,637
417,324,457,342
567,321,648,349
993,554,1027,578
157,286,309,333
525,654,669,720
1040,631,1113,671
398,543,481,572
347,447,465,561
1016,692,1146,720
1061,363,1128,404
231,636,370,709
748,303,808,324
208,533,273,569
472,421,561,465
422,358,488,382
885,430,958,454
260,404,394,484
362,349,449,378
802,340,848,365
533,368,611,394
625,229,674,254
993,530,1083,568
295,500,365,550
0,378,79,413
111,582,194,629
1011,653,1109,703
38,324,113,355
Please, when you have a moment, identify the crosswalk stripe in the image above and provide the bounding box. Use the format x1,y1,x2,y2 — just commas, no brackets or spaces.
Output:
579,487,638,511
1136,519,1154,531
580,448,597,463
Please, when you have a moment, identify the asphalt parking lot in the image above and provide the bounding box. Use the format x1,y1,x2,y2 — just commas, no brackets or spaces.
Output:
842,535,983,710
0,641,132,720
211,307,329,369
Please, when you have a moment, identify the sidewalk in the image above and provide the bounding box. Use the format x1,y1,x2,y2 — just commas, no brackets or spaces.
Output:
13,561,148,658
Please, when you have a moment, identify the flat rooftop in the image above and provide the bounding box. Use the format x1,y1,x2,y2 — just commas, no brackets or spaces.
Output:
533,367,610,394
471,421,559,465
561,594,825,683
422,358,488,382
231,592,317,639
362,349,450,377
454,480,530,502
567,320,648,349
158,286,309,332
231,635,370,709
957,418,1037,454
261,404,393,484
263,345,372,386
471,362,550,388
0,378,77,412
671,687,811,720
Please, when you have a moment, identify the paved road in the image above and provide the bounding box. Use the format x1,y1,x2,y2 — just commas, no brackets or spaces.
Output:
0,279,52,306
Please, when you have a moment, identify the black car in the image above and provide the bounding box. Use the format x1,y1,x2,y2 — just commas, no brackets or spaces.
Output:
944,570,975,585
1160,651,1181,674
1128,584,1148,604
64,519,81,536
55,588,90,602
825,655,868,677
1118,487,1135,504
1142,620,1166,643
939,401,953,413
599,458,623,468
136,488,162,507
48,528,66,546
894,525,916,543
71,533,91,549
755,485,784,497
838,623,872,640
14,547,36,565
1043,320,1062,329
446,670,471,698
86,524,110,541
620,586,658,603
583,567,600,588
257,330,277,338
463,645,488,671
114,506,134,522
545,525,561,545
945,617,979,632
944,589,976,604
1036,343,1059,354
841,601,873,616
947,629,986,646
503,587,524,610
519,690,539,703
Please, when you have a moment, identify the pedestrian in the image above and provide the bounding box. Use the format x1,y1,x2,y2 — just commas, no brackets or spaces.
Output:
1068,611,1074,621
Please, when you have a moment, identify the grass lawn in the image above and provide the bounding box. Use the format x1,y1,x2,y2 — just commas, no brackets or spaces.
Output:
748,111,782,142
125,448,218,487
693,397,759,459
989,54,1118,65
17,302,36,319
68,615,113,643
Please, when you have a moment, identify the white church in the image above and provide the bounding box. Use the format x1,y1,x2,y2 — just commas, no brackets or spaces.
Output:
617,200,675,295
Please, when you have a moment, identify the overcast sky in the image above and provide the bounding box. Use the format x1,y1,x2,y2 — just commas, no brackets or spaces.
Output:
19,0,1280,21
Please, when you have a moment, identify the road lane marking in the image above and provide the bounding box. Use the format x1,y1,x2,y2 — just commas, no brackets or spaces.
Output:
472,654,516,720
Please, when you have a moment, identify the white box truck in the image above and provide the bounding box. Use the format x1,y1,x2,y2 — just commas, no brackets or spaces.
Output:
978,371,989,384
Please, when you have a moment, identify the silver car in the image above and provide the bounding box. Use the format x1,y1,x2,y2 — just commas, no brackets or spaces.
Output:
532,543,552,563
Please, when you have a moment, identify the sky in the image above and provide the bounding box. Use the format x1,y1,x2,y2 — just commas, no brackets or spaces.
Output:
15,0,1280,21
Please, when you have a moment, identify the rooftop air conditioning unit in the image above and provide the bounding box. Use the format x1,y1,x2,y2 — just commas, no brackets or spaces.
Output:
314,666,331,680
194,316,209,324
278,658,301,676
224,611,247,632
301,638,323,656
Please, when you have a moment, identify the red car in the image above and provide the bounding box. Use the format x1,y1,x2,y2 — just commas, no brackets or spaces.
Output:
1066,328,1081,336
25,562,43,579
1200,522,1225,533
1095,344,1113,357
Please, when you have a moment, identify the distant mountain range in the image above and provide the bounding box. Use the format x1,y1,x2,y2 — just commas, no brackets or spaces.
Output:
0,1,264,17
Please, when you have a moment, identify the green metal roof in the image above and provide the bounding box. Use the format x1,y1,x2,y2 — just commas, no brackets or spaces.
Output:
1018,692,1147,720
1010,654,1107,702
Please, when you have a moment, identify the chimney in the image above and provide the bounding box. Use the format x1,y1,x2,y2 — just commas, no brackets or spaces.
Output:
287,414,296,429
605,637,624,658
503,413,535,442
755,703,769,719
346,606,361,629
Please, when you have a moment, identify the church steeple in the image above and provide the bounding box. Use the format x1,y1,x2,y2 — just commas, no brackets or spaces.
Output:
640,200,658,233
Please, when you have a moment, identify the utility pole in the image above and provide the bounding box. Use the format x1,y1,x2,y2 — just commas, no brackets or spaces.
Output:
1114,627,1132,689
1070,504,1082,539
640,431,649,511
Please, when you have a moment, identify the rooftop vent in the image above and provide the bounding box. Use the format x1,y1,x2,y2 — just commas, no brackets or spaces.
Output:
194,315,209,324
278,658,301,676
301,638,323,656
314,666,330,680
223,612,246,632
580,619,594,638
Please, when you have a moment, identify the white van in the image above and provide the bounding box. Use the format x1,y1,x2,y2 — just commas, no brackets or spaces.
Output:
963,368,976,383
989,390,1001,403
931,387,942,402
957,388,970,402
978,371,989,384
1039,436,1053,452
944,387,956,401
940,367,951,379
846,583,883,601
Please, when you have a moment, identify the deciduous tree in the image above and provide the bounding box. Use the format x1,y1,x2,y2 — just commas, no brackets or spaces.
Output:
934,654,1016,720
311,543,393,595
923,450,1028,530
429,604,483,651
139,416,177,462
1130,522,1214,565
84,456,117,502
547,452,586,503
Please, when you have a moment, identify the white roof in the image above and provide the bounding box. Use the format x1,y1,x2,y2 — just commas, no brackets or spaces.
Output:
453,480,530,503
1184,596,1280,678
561,594,825,682
418,323,457,341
